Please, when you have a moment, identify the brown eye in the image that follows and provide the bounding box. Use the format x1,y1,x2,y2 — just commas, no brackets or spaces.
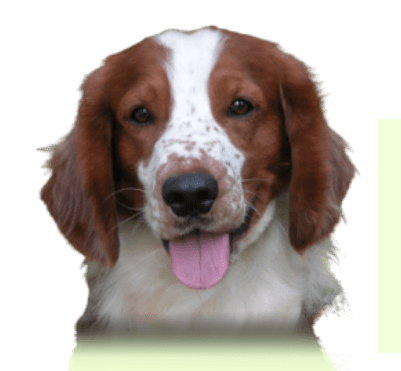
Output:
129,107,153,125
228,99,254,117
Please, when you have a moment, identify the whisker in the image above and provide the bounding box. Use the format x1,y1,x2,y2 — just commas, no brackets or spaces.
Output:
114,187,149,195
116,199,144,212
103,187,150,203
243,189,269,206
245,200,261,219
243,189,258,197
115,211,144,230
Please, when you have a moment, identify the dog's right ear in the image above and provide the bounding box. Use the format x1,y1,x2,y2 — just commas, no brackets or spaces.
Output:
41,65,119,267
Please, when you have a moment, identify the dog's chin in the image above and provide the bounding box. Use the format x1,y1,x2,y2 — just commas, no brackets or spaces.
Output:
161,194,257,254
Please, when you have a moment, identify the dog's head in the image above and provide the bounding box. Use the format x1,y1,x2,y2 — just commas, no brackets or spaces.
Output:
41,27,354,289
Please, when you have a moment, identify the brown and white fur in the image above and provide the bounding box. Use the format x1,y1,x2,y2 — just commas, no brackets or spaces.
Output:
41,27,354,336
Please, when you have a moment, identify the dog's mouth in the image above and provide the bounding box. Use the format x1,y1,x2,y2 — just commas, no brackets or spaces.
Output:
161,195,257,290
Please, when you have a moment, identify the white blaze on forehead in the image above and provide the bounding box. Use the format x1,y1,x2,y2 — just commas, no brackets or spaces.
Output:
157,28,222,121
138,28,244,182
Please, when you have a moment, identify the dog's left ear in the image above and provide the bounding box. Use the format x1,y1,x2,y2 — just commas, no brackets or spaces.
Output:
277,50,355,252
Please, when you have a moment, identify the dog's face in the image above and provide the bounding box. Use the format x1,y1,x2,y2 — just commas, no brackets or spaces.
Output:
41,27,354,291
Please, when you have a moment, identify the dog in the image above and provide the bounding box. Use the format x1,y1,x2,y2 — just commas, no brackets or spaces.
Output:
41,27,354,336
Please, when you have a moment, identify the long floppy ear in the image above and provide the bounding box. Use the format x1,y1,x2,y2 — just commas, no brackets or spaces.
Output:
41,66,119,267
278,53,355,252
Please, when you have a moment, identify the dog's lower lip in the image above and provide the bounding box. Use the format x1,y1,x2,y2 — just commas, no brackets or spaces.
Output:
228,194,257,252
162,239,169,251
162,195,257,253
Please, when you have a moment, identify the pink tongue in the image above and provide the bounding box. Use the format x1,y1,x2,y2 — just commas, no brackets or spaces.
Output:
169,233,230,290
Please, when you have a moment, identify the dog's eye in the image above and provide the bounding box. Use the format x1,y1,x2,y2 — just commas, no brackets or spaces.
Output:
228,99,254,117
129,107,153,125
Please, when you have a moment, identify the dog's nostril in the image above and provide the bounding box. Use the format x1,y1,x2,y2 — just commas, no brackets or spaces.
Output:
162,173,218,217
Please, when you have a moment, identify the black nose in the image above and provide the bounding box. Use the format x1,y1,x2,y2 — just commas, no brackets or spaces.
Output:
162,173,218,217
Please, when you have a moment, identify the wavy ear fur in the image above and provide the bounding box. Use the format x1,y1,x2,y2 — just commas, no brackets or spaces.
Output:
41,66,119,267
278,52,355,252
